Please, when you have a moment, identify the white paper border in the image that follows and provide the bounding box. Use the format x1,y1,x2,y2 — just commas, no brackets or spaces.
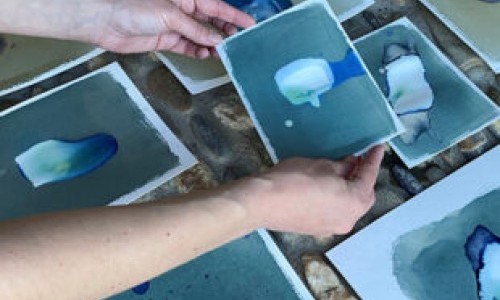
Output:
217,0,404,163
326,145,500,299
0,62,197,206
418,0,500,74
258,229,314,300
155,52,231,95
354,17,500,168
0,48,105,98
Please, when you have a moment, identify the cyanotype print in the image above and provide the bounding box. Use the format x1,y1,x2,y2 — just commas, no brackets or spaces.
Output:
0,63,195,221
354,18,499,167
219,0,402,162
109,231,312,300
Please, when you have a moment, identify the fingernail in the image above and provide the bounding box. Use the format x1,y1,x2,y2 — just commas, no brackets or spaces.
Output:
208,32,223,45
198,48,210,59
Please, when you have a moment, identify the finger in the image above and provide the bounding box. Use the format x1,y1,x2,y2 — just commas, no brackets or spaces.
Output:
167,8,223,46
348,145,385,192
195,0,255,28
157,33,211,58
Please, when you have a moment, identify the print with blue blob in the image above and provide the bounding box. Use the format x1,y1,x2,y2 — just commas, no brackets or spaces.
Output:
15,133,118,187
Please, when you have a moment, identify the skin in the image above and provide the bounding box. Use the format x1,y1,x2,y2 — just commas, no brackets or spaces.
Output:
0,0,385,298
0,0,255,57
0,146,384,300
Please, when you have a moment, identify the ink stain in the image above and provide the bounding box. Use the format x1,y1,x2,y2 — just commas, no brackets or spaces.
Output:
15,134,118,187
465,225,500,300
132,281,150,295
274,49,365,107
10,42,16,49
204,273,210,279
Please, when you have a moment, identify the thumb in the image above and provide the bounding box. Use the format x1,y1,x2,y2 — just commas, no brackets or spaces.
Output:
348,145,385,194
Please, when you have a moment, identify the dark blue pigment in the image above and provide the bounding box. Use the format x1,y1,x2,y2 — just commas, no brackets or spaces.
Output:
132,281,150,295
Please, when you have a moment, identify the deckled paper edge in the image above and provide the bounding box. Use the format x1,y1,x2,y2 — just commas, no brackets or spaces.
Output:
0,48,105,98
0,62,197,205
418,0,500,74
218,0,404,163
354,17,500,168
155,52,231,95
326,145,500,299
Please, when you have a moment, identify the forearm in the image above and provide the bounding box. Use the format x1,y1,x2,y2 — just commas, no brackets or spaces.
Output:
0,0,110,42
0,184,257,300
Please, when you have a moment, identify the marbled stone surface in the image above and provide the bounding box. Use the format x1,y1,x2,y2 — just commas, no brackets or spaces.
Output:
0,0,498,298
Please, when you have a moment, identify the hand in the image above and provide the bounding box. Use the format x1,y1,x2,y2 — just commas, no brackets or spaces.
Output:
236,146,385,236
94,0,255,56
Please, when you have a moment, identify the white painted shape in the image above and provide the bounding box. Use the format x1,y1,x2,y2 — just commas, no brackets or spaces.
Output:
386,55,433,113
0,48,105,97
480,243,500,300
275,58,334,107
217,0,404,164
326,146,500,300
354,17,500,168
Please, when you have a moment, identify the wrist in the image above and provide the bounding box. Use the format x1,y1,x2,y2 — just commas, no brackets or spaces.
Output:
225,177,275,231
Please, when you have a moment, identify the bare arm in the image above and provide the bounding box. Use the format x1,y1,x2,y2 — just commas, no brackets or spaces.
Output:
0,146,384,300
0,0,255,56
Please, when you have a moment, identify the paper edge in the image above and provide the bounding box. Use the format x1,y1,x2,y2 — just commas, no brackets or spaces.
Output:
0,48,105,98
155,52,231,95
258,229,314,300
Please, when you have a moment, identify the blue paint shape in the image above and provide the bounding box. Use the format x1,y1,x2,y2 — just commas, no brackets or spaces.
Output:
274,49,366,108
15,134,118,187
132,281,151,295
465,226,500,300
328,49,366,89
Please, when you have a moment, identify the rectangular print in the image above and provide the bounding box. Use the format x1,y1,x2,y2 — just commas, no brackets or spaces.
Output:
0,62,196,221
353,18,499,168
419,0,500,73
157,0,373,95
109,230,313,299
0,34,103,97
218,0,403,162
327,146,500,300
